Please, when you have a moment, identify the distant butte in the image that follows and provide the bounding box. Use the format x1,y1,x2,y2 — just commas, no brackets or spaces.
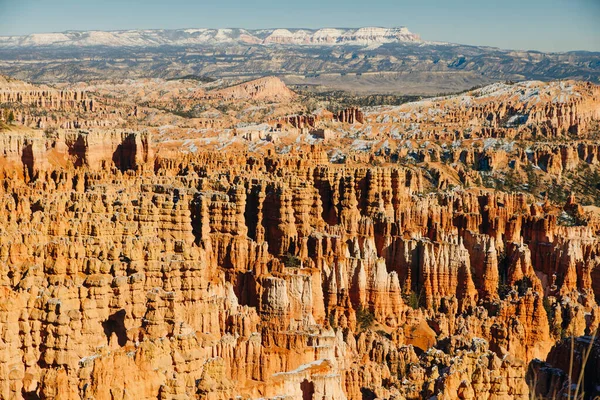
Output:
209,77,296,101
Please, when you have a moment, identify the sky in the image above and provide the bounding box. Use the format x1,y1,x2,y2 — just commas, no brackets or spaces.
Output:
0,0,599,52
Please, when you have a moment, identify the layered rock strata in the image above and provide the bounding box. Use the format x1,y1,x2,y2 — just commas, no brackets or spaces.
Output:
0,77,599,400
0,144,598,399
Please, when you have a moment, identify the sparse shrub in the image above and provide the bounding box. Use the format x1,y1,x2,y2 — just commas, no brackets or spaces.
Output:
282,253,301,268
216,103,232,114
498,283,511,300
480,172,497,190
356,306,375,330
377,329,391,340
328,313,337,329
515,276,533,296
503,169,520,192
546,180,569,204
403,290,422,310
525,163,541,198
44,126,58,136
543,297,560,335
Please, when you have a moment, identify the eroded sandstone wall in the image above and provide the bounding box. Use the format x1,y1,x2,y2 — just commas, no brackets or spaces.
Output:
1,142,598,400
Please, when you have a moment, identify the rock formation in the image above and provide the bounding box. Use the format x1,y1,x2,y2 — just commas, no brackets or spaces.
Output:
0,76,599,399
209,77,295,102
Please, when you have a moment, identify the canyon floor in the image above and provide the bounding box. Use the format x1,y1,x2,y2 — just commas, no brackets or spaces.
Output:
1,73,600,399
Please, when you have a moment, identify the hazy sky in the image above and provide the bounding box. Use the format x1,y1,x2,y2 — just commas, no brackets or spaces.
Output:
0,0,599,52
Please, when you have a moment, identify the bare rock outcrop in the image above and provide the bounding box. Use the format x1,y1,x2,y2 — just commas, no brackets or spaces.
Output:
209,77,295,101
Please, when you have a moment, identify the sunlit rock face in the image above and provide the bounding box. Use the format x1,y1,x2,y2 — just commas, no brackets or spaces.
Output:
0,76,599,399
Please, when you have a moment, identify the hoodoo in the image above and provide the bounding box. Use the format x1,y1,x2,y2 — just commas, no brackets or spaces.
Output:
0,13,599,400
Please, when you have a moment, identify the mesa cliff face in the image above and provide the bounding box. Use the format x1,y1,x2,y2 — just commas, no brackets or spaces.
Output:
0,76,599,400
0,128,152,179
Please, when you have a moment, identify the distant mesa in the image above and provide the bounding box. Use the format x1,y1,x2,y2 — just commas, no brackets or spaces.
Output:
0,27,422,48
262,27,421,45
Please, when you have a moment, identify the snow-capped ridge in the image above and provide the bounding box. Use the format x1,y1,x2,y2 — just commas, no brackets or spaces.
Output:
0,26,422,48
